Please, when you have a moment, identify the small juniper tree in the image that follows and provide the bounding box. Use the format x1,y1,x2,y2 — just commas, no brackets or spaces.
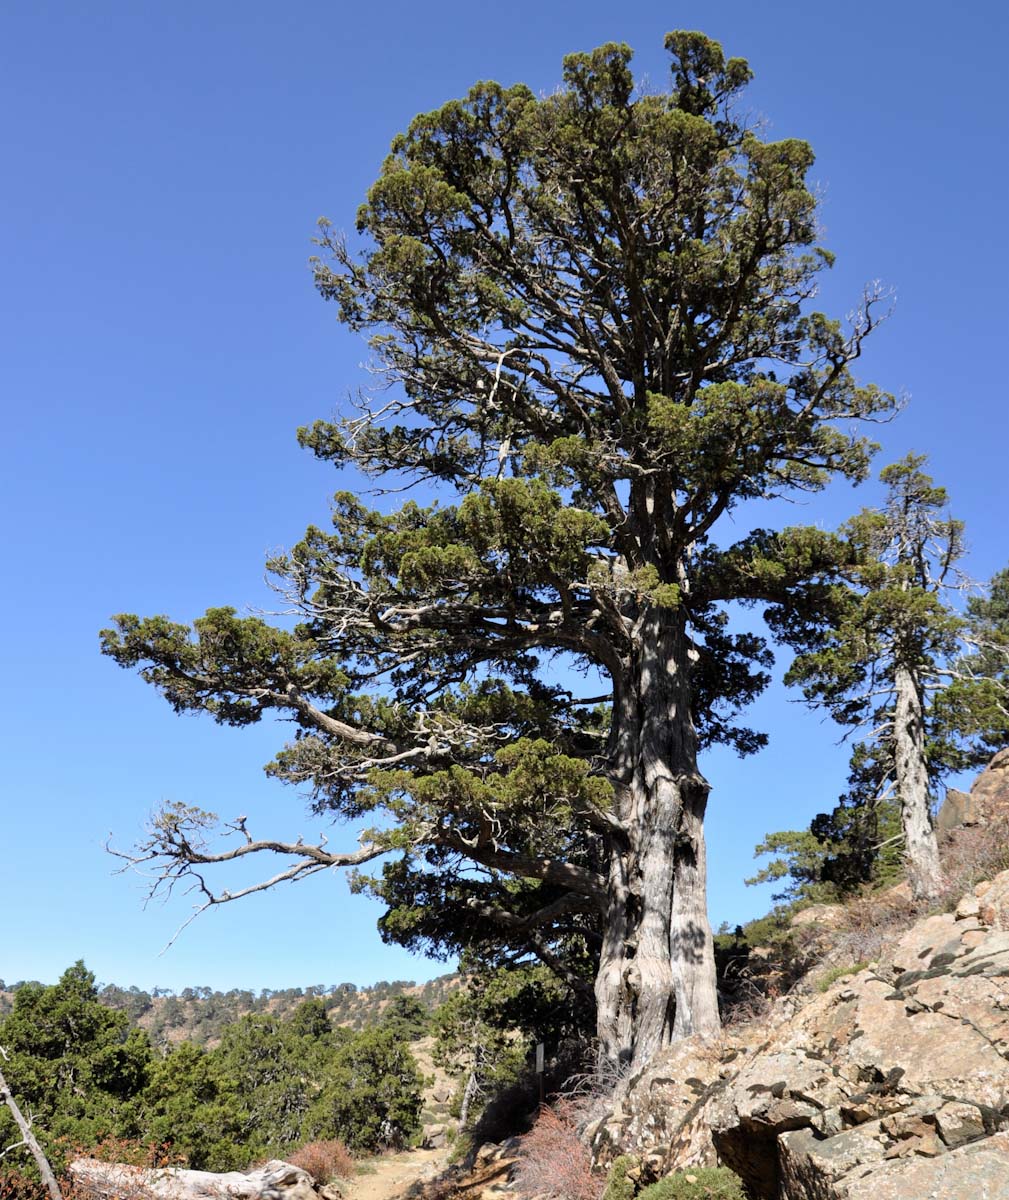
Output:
102,33,894,1067
778,456,968,900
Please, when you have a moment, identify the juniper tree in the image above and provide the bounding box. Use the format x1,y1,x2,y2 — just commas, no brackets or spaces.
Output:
778,457,968,900
102,33,894,1067
758,558,1009,909
0,963,152,1180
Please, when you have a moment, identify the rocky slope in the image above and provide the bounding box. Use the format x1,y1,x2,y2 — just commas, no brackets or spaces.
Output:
592,867,1009,1198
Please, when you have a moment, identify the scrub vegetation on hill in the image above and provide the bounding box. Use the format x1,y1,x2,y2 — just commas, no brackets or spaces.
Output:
0,974,457,1044
0,965,428,1191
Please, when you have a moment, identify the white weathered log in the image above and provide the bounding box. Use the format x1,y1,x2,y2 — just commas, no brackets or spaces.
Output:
68,1157,328,1200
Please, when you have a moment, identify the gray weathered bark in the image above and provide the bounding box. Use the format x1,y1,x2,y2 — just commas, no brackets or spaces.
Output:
893,663,943,900
457,1065,479,1131
671,778,719,1039
594,610,720,1070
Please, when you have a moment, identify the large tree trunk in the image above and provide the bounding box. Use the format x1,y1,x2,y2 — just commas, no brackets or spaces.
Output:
893,663,943,900
594,610,720,1071
671,777,719,1038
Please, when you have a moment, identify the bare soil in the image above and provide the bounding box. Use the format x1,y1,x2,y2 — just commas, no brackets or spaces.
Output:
348,1147,449,1200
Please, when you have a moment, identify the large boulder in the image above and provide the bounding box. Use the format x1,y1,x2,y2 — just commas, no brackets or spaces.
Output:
938,747,1009,830
601,868,1009,1199
587,1036,731,1175
971,747,1009,816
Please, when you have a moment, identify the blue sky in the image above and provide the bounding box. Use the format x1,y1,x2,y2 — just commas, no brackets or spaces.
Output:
2,1,1006,992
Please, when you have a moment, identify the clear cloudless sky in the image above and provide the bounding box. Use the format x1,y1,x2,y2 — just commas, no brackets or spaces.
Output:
2,1,1007,993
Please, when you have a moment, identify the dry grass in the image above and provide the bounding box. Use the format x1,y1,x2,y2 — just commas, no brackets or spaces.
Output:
826,889,920,966
938,809,1009,908
719,810,1009,1018
800,810,1009,972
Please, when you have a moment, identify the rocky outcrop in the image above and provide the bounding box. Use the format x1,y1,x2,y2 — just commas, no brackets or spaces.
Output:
588,1033,749,1175
969,747,1009,814
597,868,1009,1199
938,747,1009,830
69,1157,342,1200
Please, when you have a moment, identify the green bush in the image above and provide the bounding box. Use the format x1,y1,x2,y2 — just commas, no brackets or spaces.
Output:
0,962,152,1182
639,1166,745,1200
0,961,425,1179
815,962,869,992
603,1155,636,1200
302,1024,423,1151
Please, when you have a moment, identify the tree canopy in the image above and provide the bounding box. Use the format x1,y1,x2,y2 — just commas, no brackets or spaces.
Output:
102,31,896,1067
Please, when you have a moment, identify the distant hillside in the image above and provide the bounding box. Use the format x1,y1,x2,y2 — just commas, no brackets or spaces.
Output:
0,973,460,1047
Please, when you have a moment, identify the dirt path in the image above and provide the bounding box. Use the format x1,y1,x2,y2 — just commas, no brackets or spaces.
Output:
347,1147,449,1200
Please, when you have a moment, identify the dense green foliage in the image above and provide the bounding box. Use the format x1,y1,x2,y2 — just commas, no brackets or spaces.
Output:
432,961,589,1126
0,964,151,1166
301,1023,424,1151
0,964,425,1185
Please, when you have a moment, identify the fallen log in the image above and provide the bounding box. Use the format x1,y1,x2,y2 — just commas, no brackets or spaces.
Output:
68,1157,340,1200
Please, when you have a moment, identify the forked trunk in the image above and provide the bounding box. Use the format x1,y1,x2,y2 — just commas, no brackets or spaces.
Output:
893,663,943,900
594,610,720,1070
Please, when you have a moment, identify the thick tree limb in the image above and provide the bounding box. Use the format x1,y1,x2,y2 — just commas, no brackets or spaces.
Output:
438,829,606,905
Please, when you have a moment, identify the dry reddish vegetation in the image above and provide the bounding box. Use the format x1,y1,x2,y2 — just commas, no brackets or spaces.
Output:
938,808,1009,903
288,1139,355,1183
512,1098,604,1200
